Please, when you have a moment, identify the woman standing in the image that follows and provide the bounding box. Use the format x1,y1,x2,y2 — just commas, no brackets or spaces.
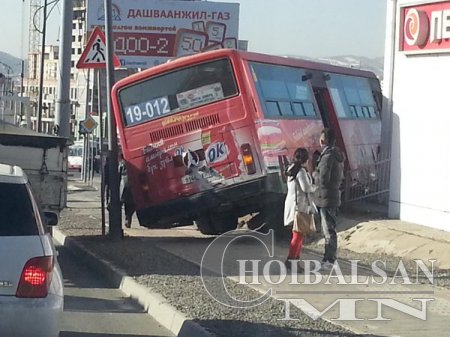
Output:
284,148,317,271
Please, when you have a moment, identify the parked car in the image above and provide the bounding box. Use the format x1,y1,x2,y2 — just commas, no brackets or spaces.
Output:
68,140,104,173
68,143,83,171
0,164,63,337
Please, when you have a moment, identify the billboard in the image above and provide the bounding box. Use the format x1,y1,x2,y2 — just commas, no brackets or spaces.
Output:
399,1,450,54
86,0,240,68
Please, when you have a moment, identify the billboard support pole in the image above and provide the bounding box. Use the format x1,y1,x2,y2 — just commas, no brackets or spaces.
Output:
105,0,122,240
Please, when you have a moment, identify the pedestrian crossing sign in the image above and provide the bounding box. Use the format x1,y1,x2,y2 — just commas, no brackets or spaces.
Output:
76,27,121,69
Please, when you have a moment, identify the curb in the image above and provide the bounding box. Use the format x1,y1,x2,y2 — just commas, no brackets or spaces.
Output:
53,229,215,337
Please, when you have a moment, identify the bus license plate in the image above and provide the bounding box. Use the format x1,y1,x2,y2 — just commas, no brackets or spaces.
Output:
181,174,196,185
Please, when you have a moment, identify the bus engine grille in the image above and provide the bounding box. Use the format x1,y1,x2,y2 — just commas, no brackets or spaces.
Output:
149,114,220,142
149,124,184,142
185,114,220,133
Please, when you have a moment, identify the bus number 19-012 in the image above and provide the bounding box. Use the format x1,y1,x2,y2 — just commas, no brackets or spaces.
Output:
125,96,170,125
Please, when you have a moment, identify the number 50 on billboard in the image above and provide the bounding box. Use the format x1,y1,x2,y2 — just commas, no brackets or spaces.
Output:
86,0,240,68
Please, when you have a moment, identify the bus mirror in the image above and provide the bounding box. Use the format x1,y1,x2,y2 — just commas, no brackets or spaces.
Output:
302,73,313,81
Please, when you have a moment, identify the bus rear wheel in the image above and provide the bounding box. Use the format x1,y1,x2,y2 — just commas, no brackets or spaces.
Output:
195,216,216,235
195,213,238,235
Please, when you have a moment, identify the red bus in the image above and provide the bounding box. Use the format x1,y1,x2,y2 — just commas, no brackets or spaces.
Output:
111,49,382,234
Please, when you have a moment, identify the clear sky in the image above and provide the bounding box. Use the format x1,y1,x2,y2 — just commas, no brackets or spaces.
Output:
0,0,387,60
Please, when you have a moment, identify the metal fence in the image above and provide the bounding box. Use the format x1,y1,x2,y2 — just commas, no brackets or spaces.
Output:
343,158,391,205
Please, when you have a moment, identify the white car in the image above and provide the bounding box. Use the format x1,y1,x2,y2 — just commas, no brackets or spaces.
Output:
0,164,63,337
68,144,83,171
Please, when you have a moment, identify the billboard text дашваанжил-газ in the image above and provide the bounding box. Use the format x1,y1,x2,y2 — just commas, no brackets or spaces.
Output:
86,0,240,68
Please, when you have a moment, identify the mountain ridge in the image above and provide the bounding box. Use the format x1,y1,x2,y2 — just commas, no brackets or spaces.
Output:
0,52,23,76
286,54,384,79
0,50,384,80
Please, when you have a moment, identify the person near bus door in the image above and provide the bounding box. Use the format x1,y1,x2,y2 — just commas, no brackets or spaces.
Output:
118,154,136,229
283,148,317,272
313,128,345,270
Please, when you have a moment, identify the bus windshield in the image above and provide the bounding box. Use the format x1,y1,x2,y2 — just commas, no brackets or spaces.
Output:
249,62,318,119
118,58,238,127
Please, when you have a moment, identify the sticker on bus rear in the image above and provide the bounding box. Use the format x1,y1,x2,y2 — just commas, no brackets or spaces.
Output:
206,142,229,163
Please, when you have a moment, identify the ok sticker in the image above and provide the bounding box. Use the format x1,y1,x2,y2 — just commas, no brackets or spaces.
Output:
206,142,228,163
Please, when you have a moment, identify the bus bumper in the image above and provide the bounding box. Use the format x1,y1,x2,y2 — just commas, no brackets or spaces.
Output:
136,173,284,228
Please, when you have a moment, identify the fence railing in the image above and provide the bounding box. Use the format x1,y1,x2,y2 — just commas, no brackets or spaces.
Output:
343,158,391,204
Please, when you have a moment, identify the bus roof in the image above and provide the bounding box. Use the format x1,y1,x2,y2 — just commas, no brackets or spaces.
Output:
113,49,378,92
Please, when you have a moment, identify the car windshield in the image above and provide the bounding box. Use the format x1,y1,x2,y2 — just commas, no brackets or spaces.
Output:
69,146,83,156
0,183,38,236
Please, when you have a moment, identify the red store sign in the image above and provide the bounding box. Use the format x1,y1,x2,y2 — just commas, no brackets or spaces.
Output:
400,1,450,53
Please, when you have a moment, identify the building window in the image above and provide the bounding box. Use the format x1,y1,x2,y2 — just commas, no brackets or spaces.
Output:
78,48,82,54
72,23,76,29
78,22,83,29
71,48,75,54
78,35,82,42
71,61,75,67
72,35,76,42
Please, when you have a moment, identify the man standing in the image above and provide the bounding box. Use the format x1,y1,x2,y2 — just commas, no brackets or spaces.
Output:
313,128,345,269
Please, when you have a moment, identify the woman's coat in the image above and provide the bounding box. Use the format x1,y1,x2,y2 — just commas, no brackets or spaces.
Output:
284,167,316,227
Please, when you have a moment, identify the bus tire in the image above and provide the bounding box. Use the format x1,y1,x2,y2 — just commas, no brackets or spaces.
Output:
195,216,217,235
195,213,238,235
211,213,238,234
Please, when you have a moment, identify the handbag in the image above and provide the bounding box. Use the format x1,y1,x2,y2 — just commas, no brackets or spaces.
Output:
293,210,316,235
293,171,317,235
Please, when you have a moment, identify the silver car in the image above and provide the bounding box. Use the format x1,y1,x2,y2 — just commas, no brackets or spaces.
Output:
0,164,63,337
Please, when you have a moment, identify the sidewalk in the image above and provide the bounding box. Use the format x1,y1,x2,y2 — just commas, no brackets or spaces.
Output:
58,180,450,337
332,219,450,270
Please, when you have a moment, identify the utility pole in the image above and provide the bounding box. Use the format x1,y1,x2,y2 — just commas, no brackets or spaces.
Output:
54,0,73,138
105,0,122,239
20,60,24,124
36,0,47,133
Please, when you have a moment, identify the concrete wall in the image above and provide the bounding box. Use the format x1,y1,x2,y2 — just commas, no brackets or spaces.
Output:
386,0,450,231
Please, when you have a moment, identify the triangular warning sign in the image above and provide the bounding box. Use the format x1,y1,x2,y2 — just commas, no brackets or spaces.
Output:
76,27,121,69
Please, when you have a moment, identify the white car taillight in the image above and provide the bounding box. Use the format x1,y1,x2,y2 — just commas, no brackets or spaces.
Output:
16,256,54,298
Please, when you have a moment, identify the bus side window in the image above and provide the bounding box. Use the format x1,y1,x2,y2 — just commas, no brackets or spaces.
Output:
279,102,294,116
368,106,376,118
303,102,316,117
266,101,281,117
349,106,357,118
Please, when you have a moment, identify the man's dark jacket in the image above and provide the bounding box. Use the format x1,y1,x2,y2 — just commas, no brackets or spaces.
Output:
313,146,345,208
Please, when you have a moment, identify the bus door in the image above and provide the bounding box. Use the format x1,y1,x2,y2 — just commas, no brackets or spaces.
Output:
310,72,348,162
323,73,382,171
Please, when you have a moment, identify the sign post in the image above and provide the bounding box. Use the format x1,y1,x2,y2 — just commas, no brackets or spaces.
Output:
104,0,123,241
76,25,121,237
98,69,106,236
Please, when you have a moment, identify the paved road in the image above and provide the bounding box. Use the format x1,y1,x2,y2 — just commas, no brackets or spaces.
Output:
57,244,174,337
